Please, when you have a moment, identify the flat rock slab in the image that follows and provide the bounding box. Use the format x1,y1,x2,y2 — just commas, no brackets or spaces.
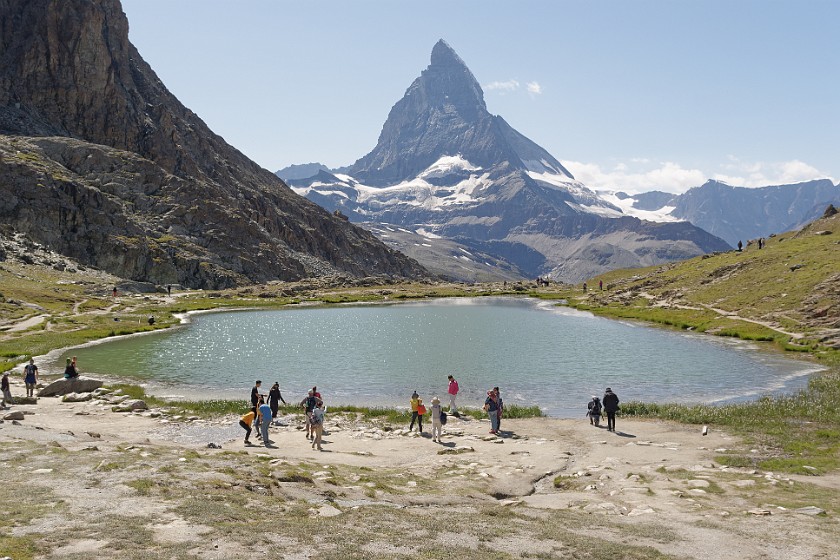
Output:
62,392,93,403
39,377,103,397
795,506,826,516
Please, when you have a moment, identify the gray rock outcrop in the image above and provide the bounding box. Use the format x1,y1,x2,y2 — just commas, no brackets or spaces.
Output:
0,0,428,288
38,377,104,397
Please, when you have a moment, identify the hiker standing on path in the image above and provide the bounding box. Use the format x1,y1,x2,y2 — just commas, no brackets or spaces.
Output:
603,388,620,432
268,382,286,419
23,358,38,397
1,371,12,408
447,375,459,417
493,386,504,432
484,390,500,434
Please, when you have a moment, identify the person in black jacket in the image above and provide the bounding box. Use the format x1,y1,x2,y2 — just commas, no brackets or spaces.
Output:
268,382,286,419
250,380,262,430
602,388,620,432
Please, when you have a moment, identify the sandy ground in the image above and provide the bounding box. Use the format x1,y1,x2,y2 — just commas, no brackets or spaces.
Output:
1,380,838,559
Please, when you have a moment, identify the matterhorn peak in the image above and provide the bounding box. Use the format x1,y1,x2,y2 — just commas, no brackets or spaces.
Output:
420,39,486,114
430,39,465,68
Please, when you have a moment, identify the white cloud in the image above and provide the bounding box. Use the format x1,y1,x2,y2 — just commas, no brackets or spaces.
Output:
485,79,520,92
526,81,542,95
564,158,833,194
713,158,829,187
564,160,706,194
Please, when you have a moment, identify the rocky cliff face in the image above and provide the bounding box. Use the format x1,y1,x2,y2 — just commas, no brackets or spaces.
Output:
292,40,730,283
0,0,427,288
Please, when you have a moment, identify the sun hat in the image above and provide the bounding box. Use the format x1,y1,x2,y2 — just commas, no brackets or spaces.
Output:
431,396,440,404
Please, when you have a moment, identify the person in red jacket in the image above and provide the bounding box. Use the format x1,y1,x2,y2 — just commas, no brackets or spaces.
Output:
447,375,460,417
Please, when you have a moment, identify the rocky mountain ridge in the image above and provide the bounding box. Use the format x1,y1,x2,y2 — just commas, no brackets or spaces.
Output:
0,0,427,288
609,179,840,247
289,40,730,282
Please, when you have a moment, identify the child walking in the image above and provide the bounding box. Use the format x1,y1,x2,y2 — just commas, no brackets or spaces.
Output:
430,396,443,442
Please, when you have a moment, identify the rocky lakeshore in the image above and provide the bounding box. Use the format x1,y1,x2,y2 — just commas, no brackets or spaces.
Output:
1,375,837,560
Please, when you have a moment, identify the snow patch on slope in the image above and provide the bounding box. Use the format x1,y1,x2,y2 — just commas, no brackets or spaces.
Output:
600,192,682,222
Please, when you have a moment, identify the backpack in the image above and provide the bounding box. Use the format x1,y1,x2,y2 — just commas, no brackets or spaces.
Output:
417,404,427,415
440,411,447,425
588,399,601,414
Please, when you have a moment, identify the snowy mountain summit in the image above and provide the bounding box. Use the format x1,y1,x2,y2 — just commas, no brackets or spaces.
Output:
286,40,729,282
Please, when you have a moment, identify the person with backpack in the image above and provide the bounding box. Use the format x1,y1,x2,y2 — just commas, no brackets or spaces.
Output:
587,396,602,426
310,401,326,451
603,388,620,432
493,386,504,432
299,389,323,440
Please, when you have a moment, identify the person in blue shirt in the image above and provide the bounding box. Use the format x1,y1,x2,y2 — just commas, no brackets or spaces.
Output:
258,396,273,446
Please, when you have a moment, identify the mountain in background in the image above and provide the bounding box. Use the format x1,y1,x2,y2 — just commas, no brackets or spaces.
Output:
288,40,730,283
608,179,839,247
0,0,427,289
276,162,332,181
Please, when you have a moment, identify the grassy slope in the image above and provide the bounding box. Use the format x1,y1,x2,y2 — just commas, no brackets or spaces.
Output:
581,212,839,351
561,211,840,473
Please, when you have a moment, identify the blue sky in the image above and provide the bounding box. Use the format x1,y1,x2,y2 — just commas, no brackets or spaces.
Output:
121,0,838,193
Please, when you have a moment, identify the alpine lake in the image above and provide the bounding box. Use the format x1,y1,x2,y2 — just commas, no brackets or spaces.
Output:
56,297,819,417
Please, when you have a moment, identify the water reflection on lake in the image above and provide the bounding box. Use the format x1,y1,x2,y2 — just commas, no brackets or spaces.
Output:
59,297,819,417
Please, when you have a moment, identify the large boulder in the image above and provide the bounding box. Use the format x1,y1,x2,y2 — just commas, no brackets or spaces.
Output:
38,377,103,397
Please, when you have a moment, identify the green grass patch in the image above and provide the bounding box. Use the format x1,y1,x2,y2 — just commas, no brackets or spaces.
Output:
623,367,840,474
